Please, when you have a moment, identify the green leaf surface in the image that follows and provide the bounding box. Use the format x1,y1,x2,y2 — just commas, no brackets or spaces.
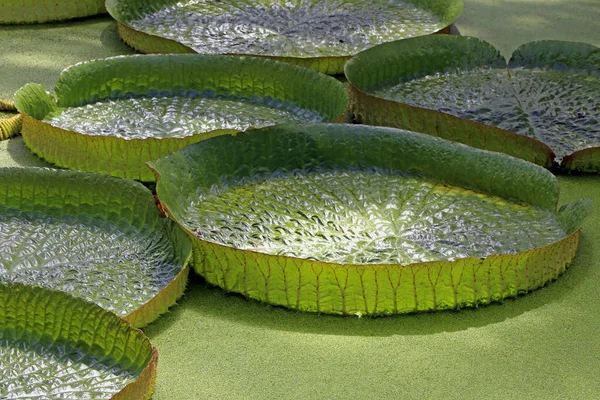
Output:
106,0,463,74
0,282,156,399
13,83,59,120
14,54,347,181
0,167,191,327
44,94,326,140
188,170,565,264
0,0,106,24
150,124,590,315
345,36,600,171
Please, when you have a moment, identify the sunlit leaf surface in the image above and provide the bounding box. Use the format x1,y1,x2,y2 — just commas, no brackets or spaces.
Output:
15,54,347,180
0,208,181,314
193,169,564,264
0,340,137,398
128,0,448,57
375,68,600,160
346,36,600,168
151,124,590,315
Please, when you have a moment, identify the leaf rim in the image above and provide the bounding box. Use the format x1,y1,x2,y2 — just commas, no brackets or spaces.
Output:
344,35,600,171
149,123,591,315
0,281,158,399
0,0,107,24
0,166,192,328
106,0,464,74
14,54,348,181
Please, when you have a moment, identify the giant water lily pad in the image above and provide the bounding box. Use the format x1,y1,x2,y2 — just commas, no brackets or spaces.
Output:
0,0,106,24
345,36,600,171
0,167,191,327
106,0,463,74
14,54,347,181
0,99,21,141
0,282,156,399
149,124,591,315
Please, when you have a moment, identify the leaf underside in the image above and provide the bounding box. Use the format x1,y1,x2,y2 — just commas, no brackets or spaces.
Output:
345,36,600,170
151,124,589,315
0,283,156,399
0,99,21,140
107,0,463,73
0,168,191,327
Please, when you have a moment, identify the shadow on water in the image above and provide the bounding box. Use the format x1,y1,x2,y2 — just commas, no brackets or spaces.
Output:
457,0,600,57
144,228,596,338
1,137,52,168
99,19,138,54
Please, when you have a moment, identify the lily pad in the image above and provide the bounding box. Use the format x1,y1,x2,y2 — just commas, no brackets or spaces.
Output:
0,99,21,141
106,0,463,74
0,282,156,399
149,124,591,315
345,36,600,171
0,0,106,24
0,167,192,328
14,54,347,181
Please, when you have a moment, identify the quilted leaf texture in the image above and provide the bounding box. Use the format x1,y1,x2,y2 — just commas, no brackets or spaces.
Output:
106,0,463,74
0,167,191,328
0,282,157,399
14,55,347,181
150,124,591,315
345,36,600,171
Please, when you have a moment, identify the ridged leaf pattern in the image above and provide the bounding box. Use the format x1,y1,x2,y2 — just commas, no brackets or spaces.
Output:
129,0,449,57
0,283,156,399
45,94,325,139
0,168,190,326
0,207,181,316
375,68,600,160
192,169,565,264
0,340,136,399
152,124,589,314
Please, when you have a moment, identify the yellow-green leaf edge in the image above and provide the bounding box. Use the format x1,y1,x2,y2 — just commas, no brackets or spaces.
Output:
149,123,592,315
0,99,21,141
0,167,192,328
14,54,348,181
345,35,600,171
106,0,464,75
0,282,157,399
